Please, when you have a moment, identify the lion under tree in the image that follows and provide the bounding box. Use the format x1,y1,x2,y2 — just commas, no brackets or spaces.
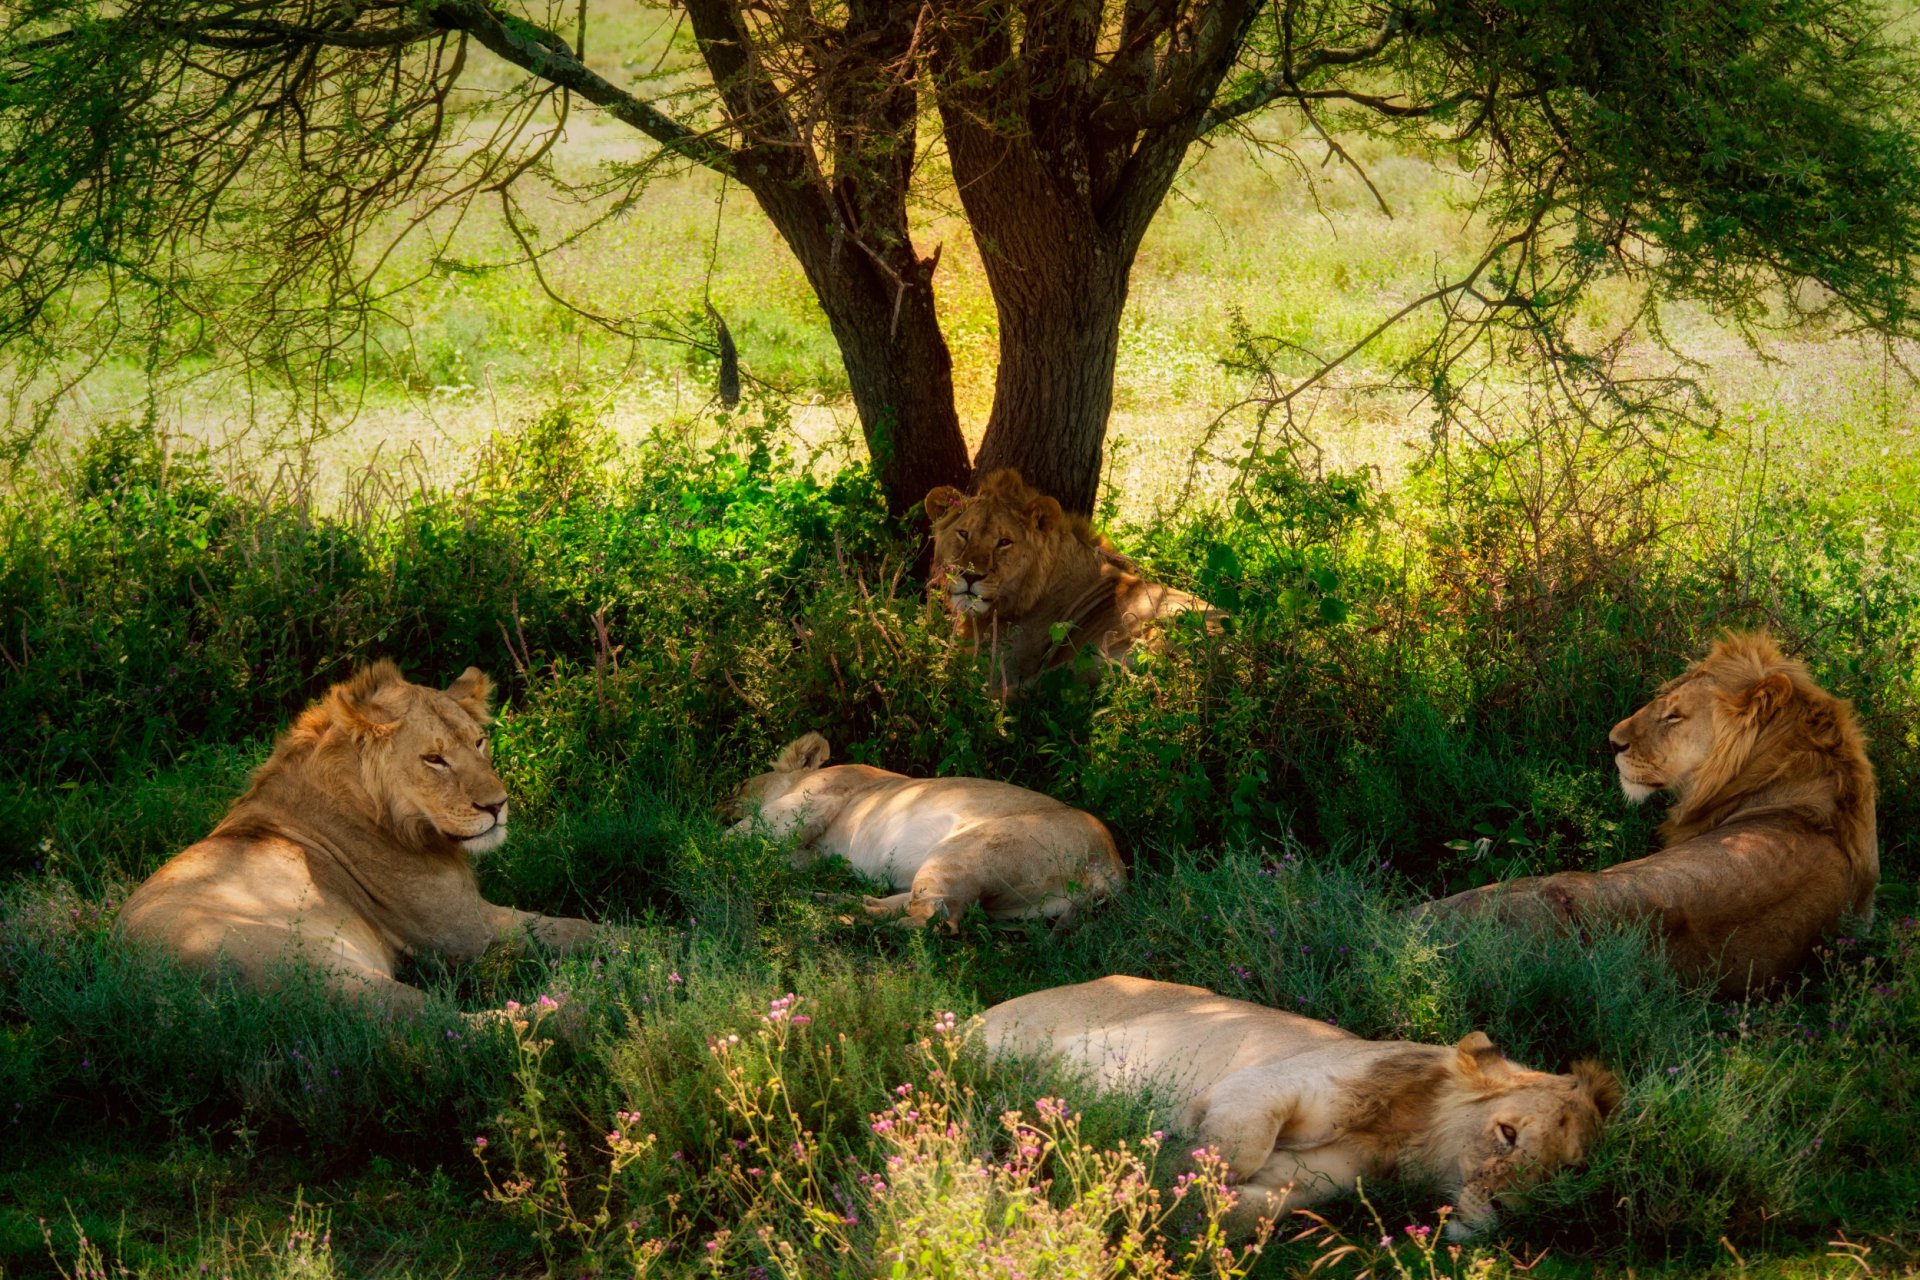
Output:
8,0,1920,513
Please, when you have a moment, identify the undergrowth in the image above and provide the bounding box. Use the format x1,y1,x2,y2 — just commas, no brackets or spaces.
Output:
2,401,1918,1276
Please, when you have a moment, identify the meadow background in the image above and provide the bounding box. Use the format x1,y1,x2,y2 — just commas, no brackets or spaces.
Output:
2,52,1920,1277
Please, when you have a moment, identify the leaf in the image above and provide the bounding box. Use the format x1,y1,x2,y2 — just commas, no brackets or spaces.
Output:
1317,596,1348,624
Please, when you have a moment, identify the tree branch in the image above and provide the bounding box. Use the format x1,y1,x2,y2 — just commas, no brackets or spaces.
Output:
422,0,738,176
1201,7,1409,131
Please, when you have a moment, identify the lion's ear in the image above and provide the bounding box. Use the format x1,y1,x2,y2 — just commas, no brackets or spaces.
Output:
445,667,495,723
328,660,406,741
774,731,831,773
925,486,967,523
1572,1059,1621,1118
1740,671,1794,721
1452,1031,1505,1080
1025,494,1065,534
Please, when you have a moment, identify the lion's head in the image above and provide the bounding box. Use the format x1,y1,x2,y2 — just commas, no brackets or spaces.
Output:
924,469,1102,624
720,731,830,822
1608,631,1878,913
271,661,510,854
1424,1034,1619,1237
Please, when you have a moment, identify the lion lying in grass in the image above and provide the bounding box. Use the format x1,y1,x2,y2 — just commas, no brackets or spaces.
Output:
119,662,597,1016
983,976,1618,1237
722,732,1125,930
924,468,1222,694
1424,632,1878,997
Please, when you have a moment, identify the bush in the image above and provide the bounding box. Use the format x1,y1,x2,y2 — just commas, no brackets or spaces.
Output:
3,400,1918,1274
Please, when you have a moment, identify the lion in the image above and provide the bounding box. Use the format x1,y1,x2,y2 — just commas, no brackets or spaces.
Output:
721,731,1125,930
924,468,1223,694
1423,632,1877,997
118,662,597,1017
982,976,1618,1238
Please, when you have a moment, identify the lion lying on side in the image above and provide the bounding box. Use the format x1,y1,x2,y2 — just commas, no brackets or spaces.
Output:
1423,633,1877,998
722,732,1125,930
119,662,597,1016
983,976,1617,1238
924,468,1223,694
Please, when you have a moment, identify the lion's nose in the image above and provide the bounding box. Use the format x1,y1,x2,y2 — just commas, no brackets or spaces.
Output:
1608,737,1629,755
475,800,505,819
961,569,986,586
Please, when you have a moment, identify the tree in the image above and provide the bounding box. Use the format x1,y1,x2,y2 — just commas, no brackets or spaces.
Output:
5,0,1920,513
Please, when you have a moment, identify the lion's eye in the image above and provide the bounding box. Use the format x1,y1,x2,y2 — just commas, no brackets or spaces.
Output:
1662,712,1684,724
956,529,969,541
423,754,449,768
997,537,1013,550
1498,1122,1518,1147
475,738,487,750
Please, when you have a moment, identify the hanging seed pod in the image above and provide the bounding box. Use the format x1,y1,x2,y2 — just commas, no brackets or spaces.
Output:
705,300,741,408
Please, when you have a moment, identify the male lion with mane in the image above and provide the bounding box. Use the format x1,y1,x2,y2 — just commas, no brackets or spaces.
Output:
924,468,1222,694
119,662,597,1016
983,976,1618,1238
1424,632,1877,997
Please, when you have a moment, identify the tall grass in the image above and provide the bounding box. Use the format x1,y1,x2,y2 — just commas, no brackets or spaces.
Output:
3,401,1918,1274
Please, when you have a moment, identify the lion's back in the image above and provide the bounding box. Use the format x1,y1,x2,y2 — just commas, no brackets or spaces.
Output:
118,831,322,970
983,977,1350,1089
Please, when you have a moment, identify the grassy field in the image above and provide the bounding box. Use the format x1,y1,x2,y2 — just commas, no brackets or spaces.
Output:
5,67,1920,1279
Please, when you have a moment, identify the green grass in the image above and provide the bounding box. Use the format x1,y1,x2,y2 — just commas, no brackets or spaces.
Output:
1,394,1918,1276
7,76,1920,1274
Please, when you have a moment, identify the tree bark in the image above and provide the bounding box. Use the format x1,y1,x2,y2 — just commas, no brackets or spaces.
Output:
932,0,1253,513
682,0,972,516
793,236,974,517
945,131,1192,514
967,234,1134,515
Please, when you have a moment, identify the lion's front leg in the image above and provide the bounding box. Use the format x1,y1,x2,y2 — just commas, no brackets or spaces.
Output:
484,904,598,955
1417,872,1595,931
325,962,431,1018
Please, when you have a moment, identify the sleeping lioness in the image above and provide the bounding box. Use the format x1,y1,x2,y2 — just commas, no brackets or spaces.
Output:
722,732,1125,930
119,662,597,1016
984,976,1618,1237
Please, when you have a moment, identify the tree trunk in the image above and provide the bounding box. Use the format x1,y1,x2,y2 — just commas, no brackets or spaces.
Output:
681,0,972,517
724,171,973,518
969,243,1133,515
794,237,974,517
935,48,1199,514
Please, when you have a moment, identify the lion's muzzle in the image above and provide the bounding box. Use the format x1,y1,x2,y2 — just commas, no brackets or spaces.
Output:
944,567,994,616
454,800,510,853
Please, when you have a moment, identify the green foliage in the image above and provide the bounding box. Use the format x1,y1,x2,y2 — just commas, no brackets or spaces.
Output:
9,842,1917,1275
3,405,1919,1274
5,402,1918,886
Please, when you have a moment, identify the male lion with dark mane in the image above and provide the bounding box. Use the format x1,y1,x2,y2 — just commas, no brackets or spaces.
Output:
983,976,1618,1238
119,662,597,1016
924,468,1222,694
1424,632,1877,997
